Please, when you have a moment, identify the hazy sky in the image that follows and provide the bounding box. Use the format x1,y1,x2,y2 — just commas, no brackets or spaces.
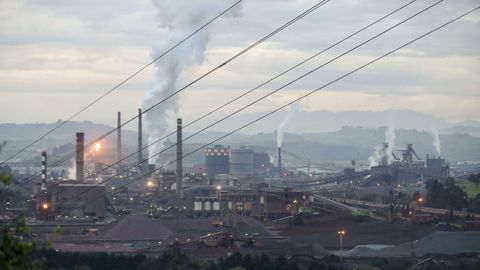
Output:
0,0,479,133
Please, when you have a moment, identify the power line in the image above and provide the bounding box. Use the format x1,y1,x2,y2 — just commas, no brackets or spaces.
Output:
55,0,450,208
13,0,330,190
52,0,418,198
0,0,244,166
72,4,480,212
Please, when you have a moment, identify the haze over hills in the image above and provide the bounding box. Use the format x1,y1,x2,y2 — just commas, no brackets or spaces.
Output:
1,110,480,162
1,109,478,141
204,127,480,163
201,109,480,135
0,120,139,142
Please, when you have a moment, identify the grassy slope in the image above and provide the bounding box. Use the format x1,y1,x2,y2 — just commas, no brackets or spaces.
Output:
457,181,480,198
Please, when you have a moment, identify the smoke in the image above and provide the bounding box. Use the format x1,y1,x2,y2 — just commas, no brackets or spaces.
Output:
385,124,396,164
68,164,76,180
368,125,396,168
143,0,243,164
277,106,297,147
368,148,382,168
431,126,441,156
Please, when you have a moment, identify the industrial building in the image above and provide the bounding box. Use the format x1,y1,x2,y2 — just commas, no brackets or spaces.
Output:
425,155,450,178
205,145,230,181
33,180,106,219
229,146,254,178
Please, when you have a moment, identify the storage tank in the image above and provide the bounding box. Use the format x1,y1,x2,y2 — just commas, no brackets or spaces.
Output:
194,201,203,211
212,201,220,211
205,145,230,180
204,201,211,211
229,146,254,177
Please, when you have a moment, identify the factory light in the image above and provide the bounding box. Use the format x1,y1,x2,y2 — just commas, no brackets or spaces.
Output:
216,185,221,190
95,142,101,153
42,202,49,210
147,181,154,187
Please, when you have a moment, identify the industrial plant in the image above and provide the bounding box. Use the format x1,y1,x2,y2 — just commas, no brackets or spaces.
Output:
0,106,476,269
1,0,479,269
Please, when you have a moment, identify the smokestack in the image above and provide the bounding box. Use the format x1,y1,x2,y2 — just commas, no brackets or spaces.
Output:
176,118,183,197
117,112,122,163
41,151,47,189
76,132,85,181
277,147,282,176
138,108,143,172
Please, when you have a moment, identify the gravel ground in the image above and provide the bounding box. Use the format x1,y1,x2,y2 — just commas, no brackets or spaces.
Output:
281,216,435,249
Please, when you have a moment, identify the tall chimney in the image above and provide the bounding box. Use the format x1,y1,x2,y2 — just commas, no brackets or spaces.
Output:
117,112,122,163
76,132,85,181
41,151,47,189
138,108,143,172
176,118,183,197
277,147,282,176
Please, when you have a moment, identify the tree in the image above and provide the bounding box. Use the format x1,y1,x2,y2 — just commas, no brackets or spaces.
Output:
0,175,42,270
425,179,445,208
425,178,468,210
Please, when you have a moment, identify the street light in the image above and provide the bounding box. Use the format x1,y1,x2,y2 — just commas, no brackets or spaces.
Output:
216,185,222,216
338,230,346,264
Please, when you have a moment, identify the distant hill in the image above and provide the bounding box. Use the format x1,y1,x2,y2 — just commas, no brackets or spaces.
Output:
186,127,480,162
441,125,480,137
1,110,478,141
1,110,480,163
300,126,480,161
205,109,475,135
0,120,138,142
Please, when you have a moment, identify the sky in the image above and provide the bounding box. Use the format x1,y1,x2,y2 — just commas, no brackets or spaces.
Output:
0,0,479,134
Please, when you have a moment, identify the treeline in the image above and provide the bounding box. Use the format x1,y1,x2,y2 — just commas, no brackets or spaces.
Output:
31,248,343,270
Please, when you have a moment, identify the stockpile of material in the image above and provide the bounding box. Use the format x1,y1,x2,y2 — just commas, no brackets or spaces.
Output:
377,231,480,257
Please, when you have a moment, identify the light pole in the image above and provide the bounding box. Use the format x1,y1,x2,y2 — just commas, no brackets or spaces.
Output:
338,230,346,264
216,185,221,216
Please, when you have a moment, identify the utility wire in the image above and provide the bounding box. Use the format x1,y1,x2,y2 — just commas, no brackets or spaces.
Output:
0,0,243,166
52,0,418,198
71,5,480,212
14,0,329,189
54,0,450,208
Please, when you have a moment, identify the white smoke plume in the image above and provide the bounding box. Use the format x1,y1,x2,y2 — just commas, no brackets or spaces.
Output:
385,124,396,164
368,147,382,168
143,0,243,164
431,126,441,156
277,106,297,147
68,164,76,180
368,124,396,168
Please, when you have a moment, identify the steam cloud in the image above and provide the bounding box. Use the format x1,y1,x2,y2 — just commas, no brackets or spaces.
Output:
368,125,396,168
143,0,243,164
277,106,297,147
385,124,396,164
431,126,441,156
